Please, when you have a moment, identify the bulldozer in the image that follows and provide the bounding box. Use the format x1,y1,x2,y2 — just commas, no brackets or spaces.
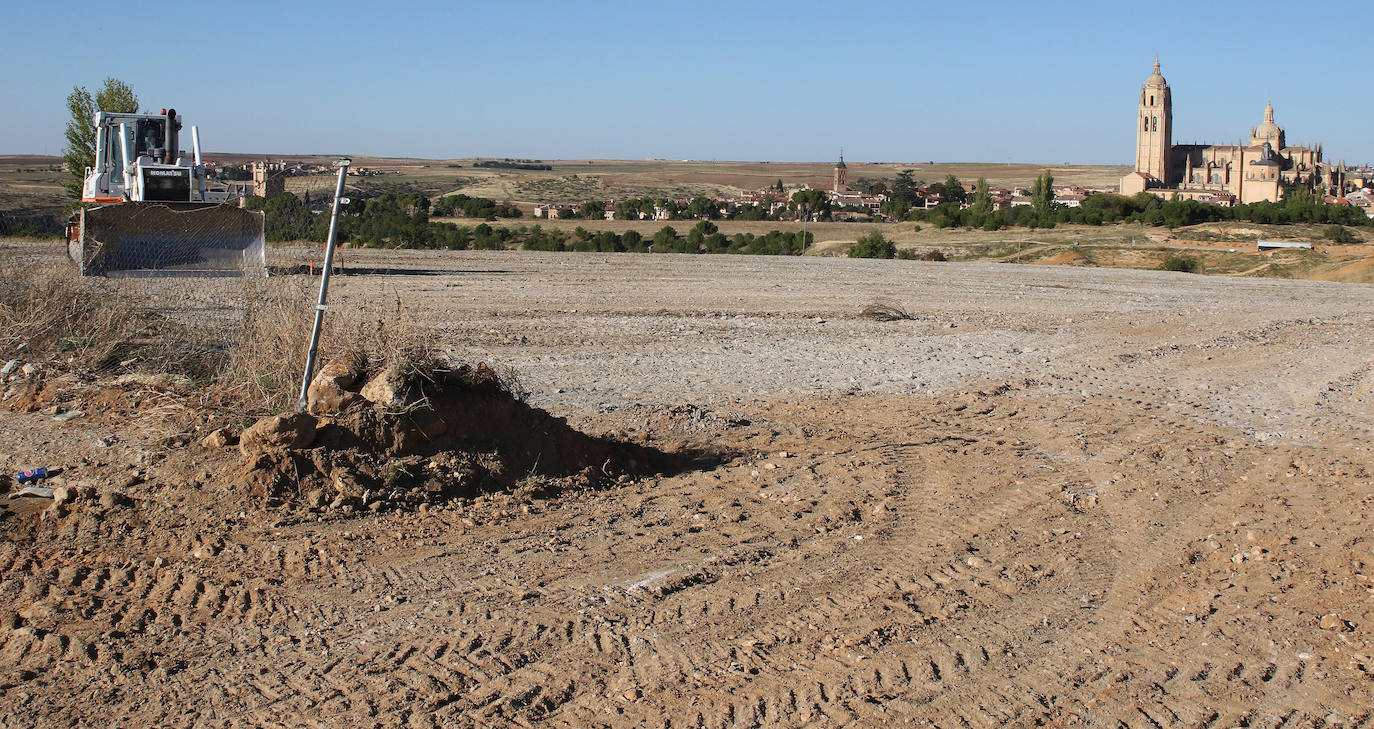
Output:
67,107,266,276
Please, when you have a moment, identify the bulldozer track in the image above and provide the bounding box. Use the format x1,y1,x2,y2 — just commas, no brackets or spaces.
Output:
5,384,1369,728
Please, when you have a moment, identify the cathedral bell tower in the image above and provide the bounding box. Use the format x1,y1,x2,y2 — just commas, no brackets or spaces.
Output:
833,152,847,194
1135,59,1172,183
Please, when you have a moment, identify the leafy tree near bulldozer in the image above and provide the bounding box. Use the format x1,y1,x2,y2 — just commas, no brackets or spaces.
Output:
62,78,139,200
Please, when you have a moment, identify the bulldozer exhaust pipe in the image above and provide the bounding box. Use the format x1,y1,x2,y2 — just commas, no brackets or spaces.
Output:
164,108,178,165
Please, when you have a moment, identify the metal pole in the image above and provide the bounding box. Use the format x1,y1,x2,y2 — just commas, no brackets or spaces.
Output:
297,159,351,411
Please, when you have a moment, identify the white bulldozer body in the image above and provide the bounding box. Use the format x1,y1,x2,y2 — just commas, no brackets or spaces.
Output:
70,107,266,276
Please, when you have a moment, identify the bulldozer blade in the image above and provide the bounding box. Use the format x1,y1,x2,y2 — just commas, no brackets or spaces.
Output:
70,202,266,277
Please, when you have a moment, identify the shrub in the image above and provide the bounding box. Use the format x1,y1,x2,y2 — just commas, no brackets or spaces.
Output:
896,248,946,261
1160,255,1203,274
1325,225,1358,244
849,231,895,259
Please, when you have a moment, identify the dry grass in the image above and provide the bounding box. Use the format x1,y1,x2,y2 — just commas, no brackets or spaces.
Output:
0,258,445,416
219,276,443,413
859,301,918,322
0,263,138,359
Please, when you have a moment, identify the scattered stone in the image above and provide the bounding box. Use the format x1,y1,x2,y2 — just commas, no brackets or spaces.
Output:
306,489,328,509
0,360,18,377
21,363,41,377
332,469,365,501
51,410,83,423
51,486,74,507
239,412,318,455
1320,614,1353,632
201,427,238,449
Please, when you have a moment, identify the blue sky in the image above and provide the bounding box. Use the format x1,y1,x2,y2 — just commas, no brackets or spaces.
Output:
4,0,1368,164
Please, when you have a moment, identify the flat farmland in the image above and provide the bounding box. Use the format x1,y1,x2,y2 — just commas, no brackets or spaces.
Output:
3,246,1373,727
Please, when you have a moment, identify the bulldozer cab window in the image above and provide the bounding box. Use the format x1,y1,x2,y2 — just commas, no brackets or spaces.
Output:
107,127,126,186
135,120,165,158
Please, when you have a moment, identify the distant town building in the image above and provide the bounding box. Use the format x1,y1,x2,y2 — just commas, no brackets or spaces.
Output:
833,152,847,194
1121,59,1348,205
251,161,285,199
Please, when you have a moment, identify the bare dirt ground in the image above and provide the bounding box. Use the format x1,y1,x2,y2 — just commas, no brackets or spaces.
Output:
3,248,1374,727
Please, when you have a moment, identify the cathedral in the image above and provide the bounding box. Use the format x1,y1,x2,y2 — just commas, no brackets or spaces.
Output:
1120,59,1347,205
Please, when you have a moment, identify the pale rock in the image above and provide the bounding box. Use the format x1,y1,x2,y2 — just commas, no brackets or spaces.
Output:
307,358,366,414
201,427,238,449
332,469,364,500
238,412,317,455
360,364,409,408
1320,613,1352,632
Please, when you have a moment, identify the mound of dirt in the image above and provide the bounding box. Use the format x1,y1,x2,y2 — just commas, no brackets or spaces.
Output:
236,357,687,510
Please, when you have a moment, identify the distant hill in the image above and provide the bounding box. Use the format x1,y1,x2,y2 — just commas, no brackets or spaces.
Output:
0,155,62,170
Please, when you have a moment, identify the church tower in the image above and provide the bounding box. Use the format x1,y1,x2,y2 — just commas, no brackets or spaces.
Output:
1135,59,1172,183
833,152,847,193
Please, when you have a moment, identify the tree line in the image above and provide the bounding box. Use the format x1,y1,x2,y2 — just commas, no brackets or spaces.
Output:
244,190,812,254
911,171,1370,231
473,160,552,171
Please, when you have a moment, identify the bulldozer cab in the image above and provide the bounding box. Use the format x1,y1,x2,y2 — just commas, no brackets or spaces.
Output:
88,112,178,201
134,118,165,159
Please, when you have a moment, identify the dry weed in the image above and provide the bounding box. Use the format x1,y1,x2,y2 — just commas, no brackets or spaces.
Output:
859,301,917,322
0,263,138,359
1,263,454,416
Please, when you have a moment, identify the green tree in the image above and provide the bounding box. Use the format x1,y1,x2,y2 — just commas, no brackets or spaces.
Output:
790,189,830,221
848,230,895,259
941,174,967,204
879,198,910,220
1031,170,1055,214
971,176,991,215
62,77,139,199
651,225,678,252
890,169,922,207
577,200,606,219
685,196,720,219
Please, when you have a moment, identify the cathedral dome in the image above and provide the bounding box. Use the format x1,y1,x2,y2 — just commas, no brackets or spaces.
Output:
1145,59,1167,87
1251,101,1284,147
